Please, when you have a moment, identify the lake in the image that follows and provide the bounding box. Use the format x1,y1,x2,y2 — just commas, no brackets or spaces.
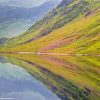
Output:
0,53,100,100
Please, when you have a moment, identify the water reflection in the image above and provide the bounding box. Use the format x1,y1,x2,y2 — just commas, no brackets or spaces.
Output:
0,55,60,100
0,56,8,63
0,54,100,100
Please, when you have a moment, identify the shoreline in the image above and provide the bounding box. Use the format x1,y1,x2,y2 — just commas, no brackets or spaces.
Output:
0,52,100,56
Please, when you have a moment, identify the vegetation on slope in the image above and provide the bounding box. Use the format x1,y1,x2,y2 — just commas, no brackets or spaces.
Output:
0,0,100,54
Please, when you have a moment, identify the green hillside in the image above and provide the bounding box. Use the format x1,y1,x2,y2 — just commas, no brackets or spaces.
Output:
0,0,100,54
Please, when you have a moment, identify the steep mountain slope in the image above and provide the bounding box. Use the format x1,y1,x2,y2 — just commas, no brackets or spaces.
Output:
0,0,100,54
0,0,60,37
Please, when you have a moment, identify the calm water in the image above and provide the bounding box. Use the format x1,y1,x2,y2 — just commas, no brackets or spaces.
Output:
0,54,100,100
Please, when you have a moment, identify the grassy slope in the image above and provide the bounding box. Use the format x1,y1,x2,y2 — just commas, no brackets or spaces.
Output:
0,0,100,54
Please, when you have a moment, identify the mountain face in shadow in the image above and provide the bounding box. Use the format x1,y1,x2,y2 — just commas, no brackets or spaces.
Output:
0,1,60,23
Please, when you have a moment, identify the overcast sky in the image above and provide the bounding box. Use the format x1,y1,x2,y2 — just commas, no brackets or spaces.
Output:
0,0,61,8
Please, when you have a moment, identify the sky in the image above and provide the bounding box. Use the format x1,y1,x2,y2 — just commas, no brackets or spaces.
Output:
0,0,61,8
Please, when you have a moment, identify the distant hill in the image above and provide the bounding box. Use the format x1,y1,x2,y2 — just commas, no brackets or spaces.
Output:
0,0,61,37
0,1,61,23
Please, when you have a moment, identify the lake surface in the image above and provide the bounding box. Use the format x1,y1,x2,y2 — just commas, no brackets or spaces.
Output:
0,54,100,100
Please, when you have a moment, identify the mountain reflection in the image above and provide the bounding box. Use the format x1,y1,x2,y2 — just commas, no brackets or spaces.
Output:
0,54,100,100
